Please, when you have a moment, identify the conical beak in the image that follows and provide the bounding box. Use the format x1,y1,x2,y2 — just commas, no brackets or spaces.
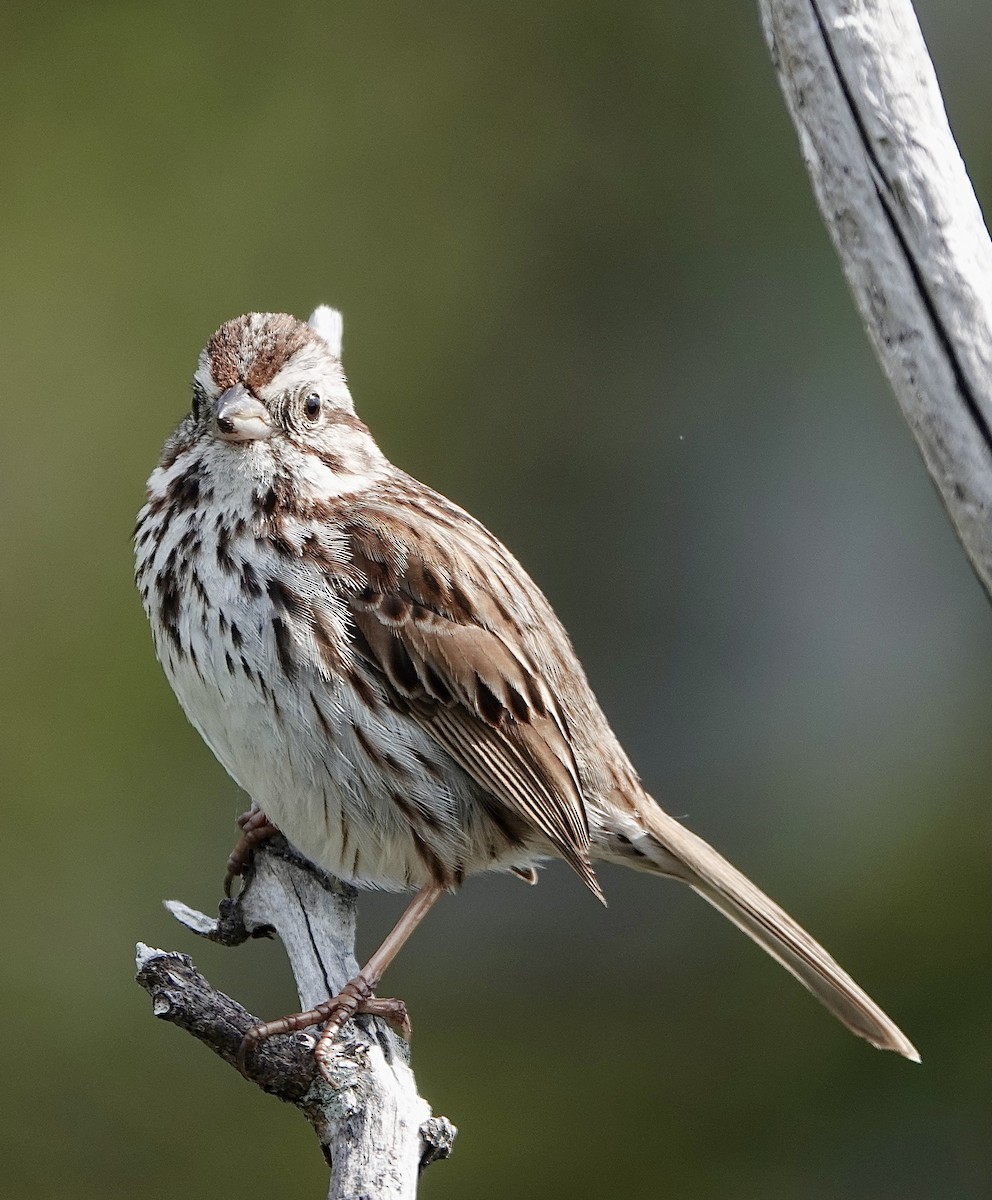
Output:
214,385,274,443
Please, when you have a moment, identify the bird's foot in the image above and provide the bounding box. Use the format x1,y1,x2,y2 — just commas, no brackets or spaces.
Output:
224,808,280,896
237,974,411,1084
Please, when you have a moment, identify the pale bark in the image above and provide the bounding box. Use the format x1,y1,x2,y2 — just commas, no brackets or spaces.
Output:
758,0,992,598
135,838,455,1199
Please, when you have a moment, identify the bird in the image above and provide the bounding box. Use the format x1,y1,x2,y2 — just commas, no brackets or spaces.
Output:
134,306,918,1078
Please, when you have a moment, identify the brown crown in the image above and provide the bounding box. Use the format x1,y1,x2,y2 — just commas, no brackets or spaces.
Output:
207,313,315,392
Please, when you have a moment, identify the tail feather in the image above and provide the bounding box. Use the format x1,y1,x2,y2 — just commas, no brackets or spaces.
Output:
634,804,919,1062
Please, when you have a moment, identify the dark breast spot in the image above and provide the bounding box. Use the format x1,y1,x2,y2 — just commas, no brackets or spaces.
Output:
215,525,236,574
268,532,295,558
310,693,334,739
412,748,444,780
177,525,200,554
347,665,380,710
266,576,305,618
410,828,451,887
239,560,261,598
272,617,296,679
353,724,386,769
190,569,209,606
155,568,182,650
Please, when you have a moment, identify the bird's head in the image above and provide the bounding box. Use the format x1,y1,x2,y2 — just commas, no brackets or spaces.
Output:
194,307,352,446
160,307,387,506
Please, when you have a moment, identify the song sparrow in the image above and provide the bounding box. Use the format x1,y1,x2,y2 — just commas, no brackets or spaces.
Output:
135,307,918,1077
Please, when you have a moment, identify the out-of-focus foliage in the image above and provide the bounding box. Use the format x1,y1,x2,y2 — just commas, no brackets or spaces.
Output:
2,2,989,1197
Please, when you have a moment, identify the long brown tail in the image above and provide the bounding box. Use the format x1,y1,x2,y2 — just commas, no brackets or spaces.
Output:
632,803,919,1061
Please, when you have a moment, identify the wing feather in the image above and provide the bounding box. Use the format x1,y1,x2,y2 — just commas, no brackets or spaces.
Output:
342,493,604,899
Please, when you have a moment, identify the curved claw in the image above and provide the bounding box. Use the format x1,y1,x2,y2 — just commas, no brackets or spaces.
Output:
224,809,280,897
362,997,411,1038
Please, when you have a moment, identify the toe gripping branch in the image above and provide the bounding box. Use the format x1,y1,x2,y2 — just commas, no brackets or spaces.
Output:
224,808,281,897
217,835,440,1085
237,973,412,1082
138,836,455,1195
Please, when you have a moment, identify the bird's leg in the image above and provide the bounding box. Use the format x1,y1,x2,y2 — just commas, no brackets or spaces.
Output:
224,807,280,896
237,882,446,1083
312,881,445,1072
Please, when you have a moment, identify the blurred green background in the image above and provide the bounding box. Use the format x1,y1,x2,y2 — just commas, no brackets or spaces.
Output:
3,2,990,1197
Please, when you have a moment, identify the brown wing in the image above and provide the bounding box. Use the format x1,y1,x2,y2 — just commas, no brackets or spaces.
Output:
341,485,604,901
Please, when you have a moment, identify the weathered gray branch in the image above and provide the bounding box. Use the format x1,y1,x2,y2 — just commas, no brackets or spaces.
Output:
135,838,455,1199
758,0,992,599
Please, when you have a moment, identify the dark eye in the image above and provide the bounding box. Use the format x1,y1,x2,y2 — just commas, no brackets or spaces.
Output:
303,392,322,420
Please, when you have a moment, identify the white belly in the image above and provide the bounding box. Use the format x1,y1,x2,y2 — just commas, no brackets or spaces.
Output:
137,509,537,889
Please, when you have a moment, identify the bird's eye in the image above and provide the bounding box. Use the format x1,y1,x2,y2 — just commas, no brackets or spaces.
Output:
303,392,322,421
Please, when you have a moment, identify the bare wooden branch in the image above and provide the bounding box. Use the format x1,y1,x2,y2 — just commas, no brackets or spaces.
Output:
757,0,992,599
135,838,455,1199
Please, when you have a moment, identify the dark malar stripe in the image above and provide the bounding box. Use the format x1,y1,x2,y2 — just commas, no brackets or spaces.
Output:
166,461,205,511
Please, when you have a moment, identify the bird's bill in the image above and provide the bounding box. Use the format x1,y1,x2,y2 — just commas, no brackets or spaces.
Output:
215,385,274,443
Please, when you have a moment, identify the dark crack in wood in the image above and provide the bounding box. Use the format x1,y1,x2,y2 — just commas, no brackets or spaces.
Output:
758,0,992,603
